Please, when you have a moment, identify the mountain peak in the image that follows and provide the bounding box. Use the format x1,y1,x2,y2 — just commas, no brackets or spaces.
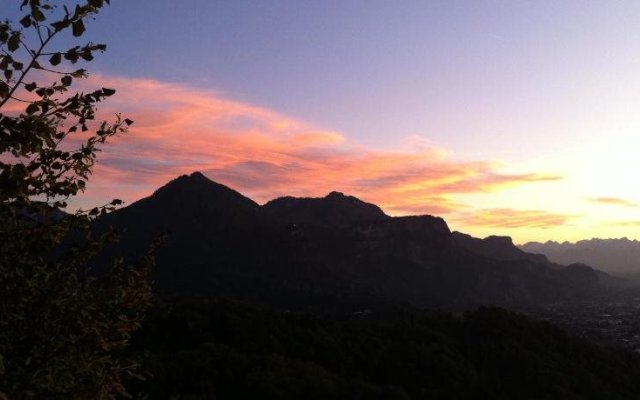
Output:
166,171,211,186
452,231,554,264
189,171,208,179
135,172,260,220
484,235,514,246
520,238,640,275
264,192,388,226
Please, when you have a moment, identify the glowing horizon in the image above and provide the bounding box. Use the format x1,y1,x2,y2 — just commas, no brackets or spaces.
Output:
8,2,640,245
54,74,638,245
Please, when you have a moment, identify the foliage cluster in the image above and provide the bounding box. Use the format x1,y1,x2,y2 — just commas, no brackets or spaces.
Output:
0,1,152,398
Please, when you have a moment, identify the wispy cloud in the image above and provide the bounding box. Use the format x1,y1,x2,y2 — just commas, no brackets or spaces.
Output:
608,221,640,227
454,208,575,229
588,197,639,208
67,75,561,217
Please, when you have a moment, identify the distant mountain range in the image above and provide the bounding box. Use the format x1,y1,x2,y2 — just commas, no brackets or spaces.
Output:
521,238,640,277
95,172,611,311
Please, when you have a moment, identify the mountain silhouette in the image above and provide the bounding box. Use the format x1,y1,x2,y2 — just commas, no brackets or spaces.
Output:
96,172,608,310
263,191,388,227
520,238,640,277
453,231,554,265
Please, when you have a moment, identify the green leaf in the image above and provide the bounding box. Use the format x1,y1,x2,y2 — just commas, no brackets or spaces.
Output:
71,69,87,78
0,56,9,70
26,103,39,115
33,9,46,22
61,75,72,86
51,19,71,32
7,33,20,52
20,15,32,28
102,88,116,96
49,53,62,66
0,81,9,98
72,20,85,37
81,50,94,61
24,82,37,92
64,51,79,63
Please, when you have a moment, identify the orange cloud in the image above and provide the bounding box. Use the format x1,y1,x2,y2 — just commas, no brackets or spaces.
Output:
608,221,640,227
454,208,575,229
54,74,562,216
588,197,639,208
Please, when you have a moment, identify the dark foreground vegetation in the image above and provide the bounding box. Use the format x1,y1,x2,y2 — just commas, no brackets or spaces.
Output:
129,298,640,400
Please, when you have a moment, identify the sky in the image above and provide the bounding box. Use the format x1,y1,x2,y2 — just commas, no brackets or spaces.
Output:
6,1,640,243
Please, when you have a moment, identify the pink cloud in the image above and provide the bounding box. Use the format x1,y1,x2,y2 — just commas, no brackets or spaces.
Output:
27,74,562,216
588,197,639,208
454,208,576,229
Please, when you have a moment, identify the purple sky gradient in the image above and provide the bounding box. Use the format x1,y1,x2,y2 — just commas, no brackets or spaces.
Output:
5,1,640,242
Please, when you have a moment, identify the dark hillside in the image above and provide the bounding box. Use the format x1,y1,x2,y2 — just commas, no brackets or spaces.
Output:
129,299,640,400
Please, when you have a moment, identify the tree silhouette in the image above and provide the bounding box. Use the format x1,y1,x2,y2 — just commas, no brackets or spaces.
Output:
0,1,153,398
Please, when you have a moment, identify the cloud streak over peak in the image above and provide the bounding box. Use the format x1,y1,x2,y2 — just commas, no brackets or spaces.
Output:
588,197,639,208
454,208,576,229
73,75,561,222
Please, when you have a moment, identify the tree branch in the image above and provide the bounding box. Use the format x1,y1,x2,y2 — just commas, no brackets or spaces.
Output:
0,31,57,110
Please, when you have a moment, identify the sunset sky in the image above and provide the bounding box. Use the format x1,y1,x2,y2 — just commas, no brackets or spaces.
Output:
10,1,640,243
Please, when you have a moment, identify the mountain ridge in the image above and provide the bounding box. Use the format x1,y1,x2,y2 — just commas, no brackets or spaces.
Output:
96,171,610,310
520,238,640,277
263,190,388,227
